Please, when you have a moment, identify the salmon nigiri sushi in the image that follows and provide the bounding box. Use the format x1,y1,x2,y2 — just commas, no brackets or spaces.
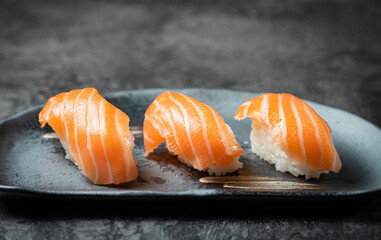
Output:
39,88,138,185
235,93,341,179
144,92,245,176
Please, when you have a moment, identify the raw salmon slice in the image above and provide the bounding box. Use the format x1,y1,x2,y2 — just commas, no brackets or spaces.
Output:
235,93,341,179
39,88,138,184
144,92,245,176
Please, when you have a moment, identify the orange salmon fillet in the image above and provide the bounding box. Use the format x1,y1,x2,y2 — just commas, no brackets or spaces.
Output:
39,88,138,185
235,93,341,173
144,92,245,174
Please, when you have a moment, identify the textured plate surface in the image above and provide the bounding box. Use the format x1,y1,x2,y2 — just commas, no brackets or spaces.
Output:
0,89,380,199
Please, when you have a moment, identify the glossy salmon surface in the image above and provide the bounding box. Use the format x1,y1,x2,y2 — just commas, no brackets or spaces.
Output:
235,93,341,173
144,92,245,173
39,88,138,184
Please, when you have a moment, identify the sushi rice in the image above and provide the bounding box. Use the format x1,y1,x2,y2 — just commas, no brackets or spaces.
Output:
250,121,328,180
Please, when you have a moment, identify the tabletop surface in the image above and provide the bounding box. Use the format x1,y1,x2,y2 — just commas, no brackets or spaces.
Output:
0,0,380,239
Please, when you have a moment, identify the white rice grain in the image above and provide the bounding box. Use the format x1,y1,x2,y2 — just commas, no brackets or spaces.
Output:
250,122,327,180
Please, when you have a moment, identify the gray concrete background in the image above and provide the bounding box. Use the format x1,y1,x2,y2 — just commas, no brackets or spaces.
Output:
0,0,380,239
0,0,380,126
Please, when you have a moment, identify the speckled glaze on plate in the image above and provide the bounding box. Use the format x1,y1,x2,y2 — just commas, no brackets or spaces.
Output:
0,89,380,200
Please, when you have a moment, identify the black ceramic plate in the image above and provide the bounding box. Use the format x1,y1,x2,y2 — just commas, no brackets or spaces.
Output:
0,89,380,200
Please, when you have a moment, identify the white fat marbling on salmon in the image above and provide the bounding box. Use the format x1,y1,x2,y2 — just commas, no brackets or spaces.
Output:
145,116,166,138
99,99,114,183
74,89,85,173
153,101,185,159
303,103,323,169
61,93,68,145
167,93,201,167
242,101,251,119
86,90,99,183
261,94,270,124
278,94,289,153
115,110,131,181
205,105,231,155
290,96,307,166
182,94,216,165
61,93,76,164
143,131,154,144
